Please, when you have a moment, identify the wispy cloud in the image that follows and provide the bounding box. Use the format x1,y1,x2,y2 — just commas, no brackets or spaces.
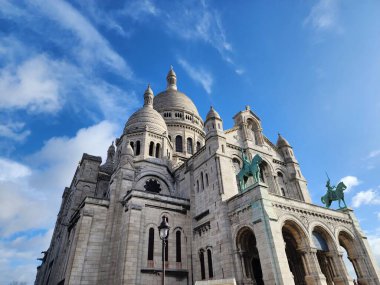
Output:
165,1,232,62
31,0,132,77
0,122,30,142
368,149,380,159
304,0,340,32
0,0,132,78
352,189,380,208
121,0,160,21
340,176,360,192
178,58,213,94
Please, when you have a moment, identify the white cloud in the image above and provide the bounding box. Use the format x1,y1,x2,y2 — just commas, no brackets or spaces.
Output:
0,56,62,113
178,58,213,94
0,229,53,284
0,158,31,182
0,46,137,120
0,121,118,283
368,231,380,268
304,0,340,31
0,121,118,237
368,149,380,159
340,176,360,192
0,122,30,141
352,189,380,208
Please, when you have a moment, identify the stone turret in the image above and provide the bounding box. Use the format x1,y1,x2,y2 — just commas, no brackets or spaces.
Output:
276,133,311,203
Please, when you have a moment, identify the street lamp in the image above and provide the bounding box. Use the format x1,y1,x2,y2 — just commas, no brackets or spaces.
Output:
158,217,170,285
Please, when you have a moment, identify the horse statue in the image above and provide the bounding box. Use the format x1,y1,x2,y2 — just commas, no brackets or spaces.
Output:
237,149,262,192
321,178,347,209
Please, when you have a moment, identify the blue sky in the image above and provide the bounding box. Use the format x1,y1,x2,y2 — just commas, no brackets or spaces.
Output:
0,0,380,283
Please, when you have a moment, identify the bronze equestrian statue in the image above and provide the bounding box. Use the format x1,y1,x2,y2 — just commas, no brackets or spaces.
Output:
321,175,347,209
237,149,262,192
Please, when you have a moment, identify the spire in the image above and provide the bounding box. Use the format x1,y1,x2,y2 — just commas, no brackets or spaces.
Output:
276,133,291,148
166,65,177,91
143,84,154,107
106,141,115,163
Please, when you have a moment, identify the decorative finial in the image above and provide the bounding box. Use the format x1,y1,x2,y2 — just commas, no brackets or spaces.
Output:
144,84,154,107
166,66,177,91
245,105,251,111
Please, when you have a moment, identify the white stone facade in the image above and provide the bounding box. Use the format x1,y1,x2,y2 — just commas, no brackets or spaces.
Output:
35,68,380,285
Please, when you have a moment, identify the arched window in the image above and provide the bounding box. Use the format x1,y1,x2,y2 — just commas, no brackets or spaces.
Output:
148,228,154,261
201,172,204,190
136,141,141,155
187,138,193,154
206,174,209,187
232,158,241,174
197,180,200,193
176,231,181,263
200,250,206,280
277,172,287,196
149,141,154,156
155,143,160,158
176,136,183,152
196,141,201,152
207,249,214,278
130,141,134,150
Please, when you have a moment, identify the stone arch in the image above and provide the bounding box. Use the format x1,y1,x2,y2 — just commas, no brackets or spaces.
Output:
281,217,310,284
279,215,310,248
275,168,289,196
232,155,242,175
337,229,361,280
309,221,338,250
235,226,264,285
134,173,174,195
246,117,263,144
258,158,276,193
310,223,339,285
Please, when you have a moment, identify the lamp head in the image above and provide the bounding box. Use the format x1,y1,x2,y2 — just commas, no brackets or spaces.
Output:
158,217,170,240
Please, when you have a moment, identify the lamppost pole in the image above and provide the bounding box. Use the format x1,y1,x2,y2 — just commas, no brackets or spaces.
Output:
162,239,166,285
158,217,170,285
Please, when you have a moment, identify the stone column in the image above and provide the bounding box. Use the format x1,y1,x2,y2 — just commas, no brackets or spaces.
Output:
250,183,295,285
330,251,354,285
300,247,328,285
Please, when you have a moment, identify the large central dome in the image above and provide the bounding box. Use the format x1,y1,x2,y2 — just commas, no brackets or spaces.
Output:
154,89,200,116
153,67,200,117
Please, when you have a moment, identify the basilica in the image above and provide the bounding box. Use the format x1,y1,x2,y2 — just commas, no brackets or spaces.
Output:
35,68,380,285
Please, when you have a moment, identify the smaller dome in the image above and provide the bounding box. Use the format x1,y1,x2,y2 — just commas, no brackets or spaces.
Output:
276,133,291,148
124,86,168,135
206,106,221,121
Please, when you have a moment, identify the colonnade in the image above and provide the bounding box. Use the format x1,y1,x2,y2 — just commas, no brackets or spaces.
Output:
234,223,378,285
